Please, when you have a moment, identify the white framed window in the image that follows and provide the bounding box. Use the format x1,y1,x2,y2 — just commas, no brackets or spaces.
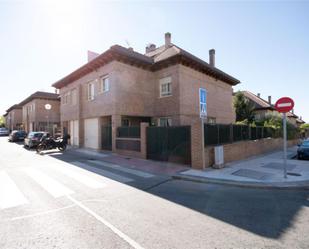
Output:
100,76,109,93
158,117,172,127
62,92,70,105
159,77,172,97
71,89,77,105
87,81,95,101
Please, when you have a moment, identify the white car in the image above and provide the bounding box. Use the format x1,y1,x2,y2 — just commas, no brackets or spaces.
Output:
0,127,9,136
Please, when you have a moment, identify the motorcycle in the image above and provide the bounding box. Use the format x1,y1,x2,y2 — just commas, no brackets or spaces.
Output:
36,134,70,153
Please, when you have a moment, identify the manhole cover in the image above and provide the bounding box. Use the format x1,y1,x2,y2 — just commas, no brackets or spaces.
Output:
232,169,274,180
262,162,296,171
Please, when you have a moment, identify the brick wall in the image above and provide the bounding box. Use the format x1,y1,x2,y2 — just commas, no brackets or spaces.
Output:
204,138,299,168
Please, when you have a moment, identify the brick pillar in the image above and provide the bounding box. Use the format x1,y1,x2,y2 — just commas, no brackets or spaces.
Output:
140,122,149,159
78,119,84,147
112,115,121,152
190,119,205,170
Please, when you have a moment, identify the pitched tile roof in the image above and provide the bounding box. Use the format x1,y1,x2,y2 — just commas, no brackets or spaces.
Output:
241,91,275,110
19,91,59,106
6,104,22,113
52,43,240,89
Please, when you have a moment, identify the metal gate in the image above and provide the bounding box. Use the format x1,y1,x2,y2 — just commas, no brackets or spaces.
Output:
101,126,112,150
146,126,191,165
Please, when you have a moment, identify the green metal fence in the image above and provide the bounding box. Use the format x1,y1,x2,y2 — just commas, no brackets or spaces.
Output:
117,126,140,138
204,124,281,146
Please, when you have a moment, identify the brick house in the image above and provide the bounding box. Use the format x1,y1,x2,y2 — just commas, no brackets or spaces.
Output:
52,33,240,167
19,91,60,135
4,104,23,131
239,91,301,126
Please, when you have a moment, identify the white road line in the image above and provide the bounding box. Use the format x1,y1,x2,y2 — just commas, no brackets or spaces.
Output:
72,161,133,183
50,164,106,189
277,103,292,107
88,160,154,178
67,195,144,249
0,171,29,209
24,168,74,198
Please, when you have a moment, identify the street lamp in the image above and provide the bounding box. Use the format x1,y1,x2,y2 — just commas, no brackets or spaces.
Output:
45,104,52,134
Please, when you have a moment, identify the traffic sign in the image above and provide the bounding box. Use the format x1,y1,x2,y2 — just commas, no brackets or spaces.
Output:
199,88,207,118
275,96,295,179
275,97,294,113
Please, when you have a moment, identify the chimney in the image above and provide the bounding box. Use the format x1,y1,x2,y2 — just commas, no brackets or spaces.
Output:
165,32,171,48
128,47,133,51
268,96,271,104
87,50,100,62
300,116,302,120
209,49,215,67
145,43,156,53
257,93,261,98
292,109,294,114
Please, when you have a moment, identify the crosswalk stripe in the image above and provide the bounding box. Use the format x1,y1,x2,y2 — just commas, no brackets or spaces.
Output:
48,164,106,189
87,160,154,178
0,171,29,209
72,161,133,183
24,168,74,198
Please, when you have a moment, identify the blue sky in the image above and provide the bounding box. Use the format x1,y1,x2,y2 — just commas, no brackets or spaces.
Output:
1,0,308,122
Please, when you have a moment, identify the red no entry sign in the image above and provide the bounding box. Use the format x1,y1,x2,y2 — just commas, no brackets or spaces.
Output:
275,97,294,113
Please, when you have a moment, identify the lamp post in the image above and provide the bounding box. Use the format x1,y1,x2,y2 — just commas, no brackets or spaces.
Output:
45,104,52,134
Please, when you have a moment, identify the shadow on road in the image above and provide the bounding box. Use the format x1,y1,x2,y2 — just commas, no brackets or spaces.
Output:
44,148,309,239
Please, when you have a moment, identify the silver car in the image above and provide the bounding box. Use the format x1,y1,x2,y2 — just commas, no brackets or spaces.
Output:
0,127,9,136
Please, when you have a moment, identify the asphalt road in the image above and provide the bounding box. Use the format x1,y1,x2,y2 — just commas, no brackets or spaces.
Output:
0,136,308,249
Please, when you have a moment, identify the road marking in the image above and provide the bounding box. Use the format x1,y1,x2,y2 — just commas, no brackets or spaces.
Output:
10,204,76,221
50,164,106,189
24,168,74,198
67,195,144,249
72,161,133,183
277,103,292,107
0,171,29,209
88,160,154,178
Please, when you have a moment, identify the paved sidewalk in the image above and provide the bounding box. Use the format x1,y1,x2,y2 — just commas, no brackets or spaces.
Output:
68,147,188,176
174,146,309,189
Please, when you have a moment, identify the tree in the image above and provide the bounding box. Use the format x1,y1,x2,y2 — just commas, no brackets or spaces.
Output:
233,91,255,123
0,116,5,127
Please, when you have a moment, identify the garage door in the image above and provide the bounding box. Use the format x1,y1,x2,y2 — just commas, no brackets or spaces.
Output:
69,120,79,146
84,118,99,149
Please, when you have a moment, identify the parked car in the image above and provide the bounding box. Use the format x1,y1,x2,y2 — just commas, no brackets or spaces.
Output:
297,140,309,160
9,130,27,142
24,132,46,148
0,127,10,136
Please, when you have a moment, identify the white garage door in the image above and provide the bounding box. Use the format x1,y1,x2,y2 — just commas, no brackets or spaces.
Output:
69,120,79,146
84,118,99,149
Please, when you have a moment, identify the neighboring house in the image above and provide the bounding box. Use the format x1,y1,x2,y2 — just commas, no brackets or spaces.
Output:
52,32,240,150
238,91,302,126
19,91,60,135
296,116,305,128
3,112,8,128
239,91,277,120
5,104,23,131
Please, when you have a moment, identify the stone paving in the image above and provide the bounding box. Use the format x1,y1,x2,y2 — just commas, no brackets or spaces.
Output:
179,146,309,187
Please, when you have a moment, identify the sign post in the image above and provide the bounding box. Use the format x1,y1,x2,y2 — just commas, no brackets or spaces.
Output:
275,97,294,179
45,104,52,135
199,88,207,169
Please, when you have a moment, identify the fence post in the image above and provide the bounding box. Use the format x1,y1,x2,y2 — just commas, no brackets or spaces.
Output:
249,125,251,140
230,124,233,143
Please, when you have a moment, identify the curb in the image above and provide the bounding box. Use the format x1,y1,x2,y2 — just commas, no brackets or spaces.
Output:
172,174,309,190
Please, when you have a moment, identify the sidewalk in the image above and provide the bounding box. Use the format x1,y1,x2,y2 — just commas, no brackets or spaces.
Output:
68,146,188,176
174,146,309,189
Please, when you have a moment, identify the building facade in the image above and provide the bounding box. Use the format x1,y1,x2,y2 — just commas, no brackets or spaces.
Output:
5,104,23,131
20,91,60,135
52,33,240,167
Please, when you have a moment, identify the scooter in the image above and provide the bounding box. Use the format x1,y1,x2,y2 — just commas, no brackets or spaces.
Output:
36,134,70,153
